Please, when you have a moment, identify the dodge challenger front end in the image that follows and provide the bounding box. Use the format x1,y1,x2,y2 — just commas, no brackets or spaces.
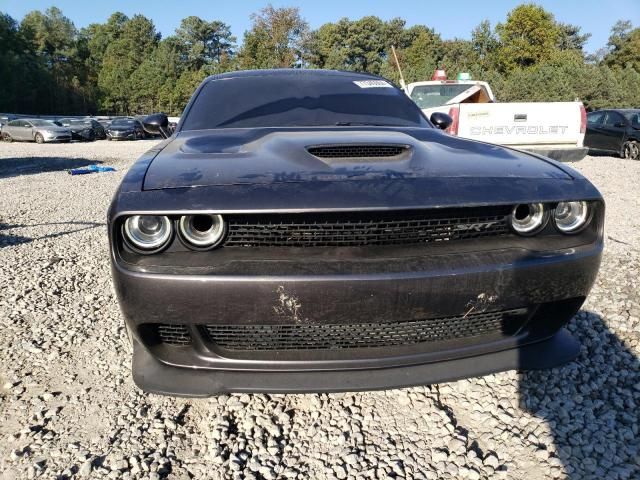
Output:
108,69,603,396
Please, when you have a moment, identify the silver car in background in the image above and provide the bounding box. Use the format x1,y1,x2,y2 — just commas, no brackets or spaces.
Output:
1,119,72,143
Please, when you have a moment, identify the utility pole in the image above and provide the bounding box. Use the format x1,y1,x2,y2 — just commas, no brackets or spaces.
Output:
391,45,407,92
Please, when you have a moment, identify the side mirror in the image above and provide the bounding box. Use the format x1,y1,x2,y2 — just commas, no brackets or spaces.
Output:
143,113,170,139
430,112,453,130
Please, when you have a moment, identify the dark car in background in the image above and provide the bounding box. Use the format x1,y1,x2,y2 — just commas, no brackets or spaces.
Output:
1,118,71,143
58,118,107,140
107,118,146,141
584,109,640,159
109,69,603,396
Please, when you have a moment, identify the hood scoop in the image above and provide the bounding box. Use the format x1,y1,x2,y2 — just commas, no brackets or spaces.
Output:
306,144,410,161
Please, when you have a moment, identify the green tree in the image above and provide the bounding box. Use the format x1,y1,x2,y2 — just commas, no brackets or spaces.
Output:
0,13,51,113
82,13,128,79
495,4,560,72
317,16,389,72
308,16,431,78
175,16,235,71
556,22,591,52
19,7,89,113
238,5,308,69
98,15,159,114
382,26,443,83
173,69,207,111
20,7,76,66
604,20,640,70
471,20,499,73
441,39,479,76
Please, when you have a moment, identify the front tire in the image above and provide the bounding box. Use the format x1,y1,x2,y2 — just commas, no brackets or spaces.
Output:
622,141,640,160
2,133,12,143
35,133,44,144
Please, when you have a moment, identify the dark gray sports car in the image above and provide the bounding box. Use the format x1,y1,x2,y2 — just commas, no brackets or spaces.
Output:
108,69,603,396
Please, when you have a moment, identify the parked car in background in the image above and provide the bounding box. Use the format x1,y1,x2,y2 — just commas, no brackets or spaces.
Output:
58,118,107,140
96,118,113,130
584,109,640,160
1,118,71,143
109,69,603,396
107,118,146,141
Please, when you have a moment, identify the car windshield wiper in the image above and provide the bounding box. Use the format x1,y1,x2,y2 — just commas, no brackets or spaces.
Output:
334,121,407,127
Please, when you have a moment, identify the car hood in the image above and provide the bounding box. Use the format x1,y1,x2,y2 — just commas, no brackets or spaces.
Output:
143,127,573,190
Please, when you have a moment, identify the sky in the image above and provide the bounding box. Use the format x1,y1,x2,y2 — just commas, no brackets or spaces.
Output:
2,0,639,54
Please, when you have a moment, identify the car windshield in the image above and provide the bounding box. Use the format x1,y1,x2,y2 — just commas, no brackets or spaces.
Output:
410,84,476,109
112,119,136,126
29,119,56,127
181,74,430,130
68,120,89,126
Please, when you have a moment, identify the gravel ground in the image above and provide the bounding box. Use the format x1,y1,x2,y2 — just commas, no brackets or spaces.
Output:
0,140,638,480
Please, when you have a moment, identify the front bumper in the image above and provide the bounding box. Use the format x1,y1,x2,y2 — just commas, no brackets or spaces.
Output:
113,241,602,396
109,131,136,140
43,134,71,142
70,130,94,141
133,328,580,396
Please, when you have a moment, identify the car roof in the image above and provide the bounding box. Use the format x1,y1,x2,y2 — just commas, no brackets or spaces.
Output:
203,68,388,83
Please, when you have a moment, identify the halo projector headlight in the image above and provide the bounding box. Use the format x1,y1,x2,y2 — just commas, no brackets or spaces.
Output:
123,215,172,252
178,214,226,249
554,201,590,233
510,203,547,235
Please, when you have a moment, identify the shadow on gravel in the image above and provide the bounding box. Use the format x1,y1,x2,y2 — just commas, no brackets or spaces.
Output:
0,221,104,248
519,311,639,479
0,222,31,247
0,157,103,178
585,149,621,158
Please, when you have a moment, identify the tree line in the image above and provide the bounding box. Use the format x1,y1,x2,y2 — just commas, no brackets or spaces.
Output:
1,4,638,116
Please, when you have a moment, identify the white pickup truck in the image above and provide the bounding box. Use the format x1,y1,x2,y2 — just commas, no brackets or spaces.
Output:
406,77,588,161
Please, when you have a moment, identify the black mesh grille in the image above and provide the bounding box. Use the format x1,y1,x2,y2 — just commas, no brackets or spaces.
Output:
307,145,407,158
204,309,527,351
225,207,511,247
157,324,191,345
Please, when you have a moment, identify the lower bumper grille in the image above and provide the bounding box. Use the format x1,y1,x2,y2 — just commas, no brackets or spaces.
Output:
203,309,528,351
156,324,191,345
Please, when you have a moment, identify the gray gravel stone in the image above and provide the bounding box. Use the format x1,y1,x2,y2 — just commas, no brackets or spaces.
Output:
0,144,638,480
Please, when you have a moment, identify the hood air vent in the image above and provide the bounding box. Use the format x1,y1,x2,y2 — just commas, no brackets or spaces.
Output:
307,144,409,159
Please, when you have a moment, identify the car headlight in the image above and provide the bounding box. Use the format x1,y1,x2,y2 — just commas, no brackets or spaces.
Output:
178,214,226,249
510,203,547,235
123,215,172,252
553,201,590,233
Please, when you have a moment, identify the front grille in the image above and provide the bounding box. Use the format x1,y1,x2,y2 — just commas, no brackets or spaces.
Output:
225,207,511,247
156,324,191,345
204,309,527,351
307,145,407,158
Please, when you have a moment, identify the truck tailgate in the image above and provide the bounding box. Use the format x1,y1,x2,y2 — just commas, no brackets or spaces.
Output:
456,102,584,147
